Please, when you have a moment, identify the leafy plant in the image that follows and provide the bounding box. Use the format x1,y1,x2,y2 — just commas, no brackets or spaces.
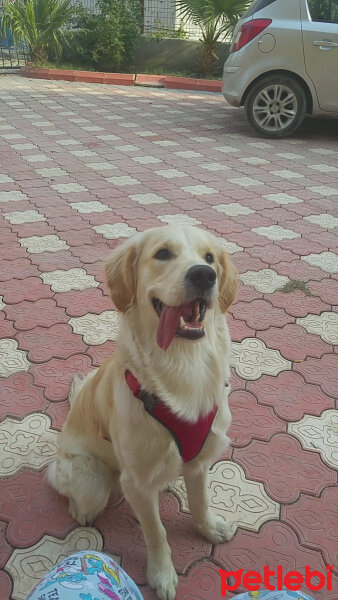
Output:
71,0,142,72
146,19,188,40
0,0,75,64
176,0,250,75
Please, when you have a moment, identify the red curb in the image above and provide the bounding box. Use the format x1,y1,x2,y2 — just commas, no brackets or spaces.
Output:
103,72,135,85
135,73,165,87
195,79,222,92
21,67,50,79
164,76,197,90
50,68,75,82
75,70,104,83
20,67,221,92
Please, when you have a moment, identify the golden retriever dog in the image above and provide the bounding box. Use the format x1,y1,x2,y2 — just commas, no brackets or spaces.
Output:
47,224,237,600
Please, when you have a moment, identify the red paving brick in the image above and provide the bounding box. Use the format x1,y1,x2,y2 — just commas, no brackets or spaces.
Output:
234,433,336,503
0,74,337,600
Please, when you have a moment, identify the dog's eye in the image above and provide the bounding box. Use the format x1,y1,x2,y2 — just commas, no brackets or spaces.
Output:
205,252,214,264
154,248,172,260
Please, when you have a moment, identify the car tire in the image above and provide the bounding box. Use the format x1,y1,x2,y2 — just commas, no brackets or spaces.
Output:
244,75,307,138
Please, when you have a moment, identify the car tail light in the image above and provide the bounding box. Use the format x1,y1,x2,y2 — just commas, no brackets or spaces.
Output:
230,19,272,52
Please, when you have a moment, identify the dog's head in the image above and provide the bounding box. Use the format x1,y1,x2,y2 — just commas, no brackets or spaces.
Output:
105,225,237,350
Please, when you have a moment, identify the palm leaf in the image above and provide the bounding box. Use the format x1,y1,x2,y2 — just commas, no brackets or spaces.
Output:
1,0,75,63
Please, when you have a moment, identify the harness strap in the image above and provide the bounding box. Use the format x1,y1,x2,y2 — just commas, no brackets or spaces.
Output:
125,370,218,462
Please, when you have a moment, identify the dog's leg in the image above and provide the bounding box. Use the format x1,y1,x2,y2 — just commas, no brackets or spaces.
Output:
183,460,233,544
120,472,178,600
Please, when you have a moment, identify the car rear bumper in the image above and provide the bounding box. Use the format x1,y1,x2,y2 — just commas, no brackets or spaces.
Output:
222,65,244,107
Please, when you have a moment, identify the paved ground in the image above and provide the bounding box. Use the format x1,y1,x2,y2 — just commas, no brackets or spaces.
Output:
0,74,337,600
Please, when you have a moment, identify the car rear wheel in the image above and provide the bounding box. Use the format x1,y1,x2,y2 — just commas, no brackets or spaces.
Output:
244,75,307,138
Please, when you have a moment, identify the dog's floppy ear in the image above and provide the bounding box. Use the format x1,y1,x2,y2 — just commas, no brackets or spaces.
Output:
105,240,137,312
218,250,238,313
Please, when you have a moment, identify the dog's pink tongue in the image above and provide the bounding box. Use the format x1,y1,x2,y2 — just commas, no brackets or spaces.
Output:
156,305,183,350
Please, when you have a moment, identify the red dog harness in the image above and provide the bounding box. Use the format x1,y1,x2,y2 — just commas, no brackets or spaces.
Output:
125,369,219,462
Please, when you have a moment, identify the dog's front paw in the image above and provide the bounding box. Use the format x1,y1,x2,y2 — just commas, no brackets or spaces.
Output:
198,514,233,544
147,556,178,600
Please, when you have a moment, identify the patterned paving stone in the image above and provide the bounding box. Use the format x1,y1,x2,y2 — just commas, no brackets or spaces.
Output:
155,169,187,179
308,184,338,196
305,213,338,229
252,225,300,241
214,520,337,599
234,433,336,503
16,323,87,362
31,354,93,402
40,267,99,292
0,257,39,281
0,276,54,304
54,288,112,318
0,339,31,378
302,251,338,274
231,299,293,331
239,268,289,293
0,521,11,568
227,314,255,342
212,202,254,216
262,192,302,205
4,298,67,331
216,237,243,254
107,175,141,187
0,469,74,549
181,185,218,196
268,289,329,317
158,213,201,226
70,200,111,213
68,311,119,344
0,190,27,203
247,370,334,421
85,340,116,366
170,561,233,600
245,244,296,265
0,570,12,600
232,337,291,380
93,222,136,239
297,311,338,345
45,398,70,431
0,312,15,338
0,413,57,476
171,460,279,538
228,390,285,447
288,410,338,470
259,323,331,361
35,167,68,177
0,373,47,419
129,193,167,204
282,487,338,573
19,234,69,254
308,278,338,305
293,353,338,397
6,527,103,600
273,257,327,282
3,209,46,224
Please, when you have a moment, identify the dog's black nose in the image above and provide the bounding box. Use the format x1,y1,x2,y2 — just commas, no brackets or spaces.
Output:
185,265,216,291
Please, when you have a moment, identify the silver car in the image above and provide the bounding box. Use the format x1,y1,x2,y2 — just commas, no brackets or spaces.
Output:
222,0,338,137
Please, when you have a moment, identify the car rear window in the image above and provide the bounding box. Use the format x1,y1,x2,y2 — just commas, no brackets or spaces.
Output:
307,0,338,23
243,0,278,17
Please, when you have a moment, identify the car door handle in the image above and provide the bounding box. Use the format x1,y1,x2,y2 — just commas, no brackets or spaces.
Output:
313,40,338,49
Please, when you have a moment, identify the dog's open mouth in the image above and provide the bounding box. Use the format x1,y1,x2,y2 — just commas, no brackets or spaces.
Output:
152,298,207,350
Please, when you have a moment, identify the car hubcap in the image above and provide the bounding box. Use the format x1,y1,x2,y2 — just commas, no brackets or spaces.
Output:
253,84,297,131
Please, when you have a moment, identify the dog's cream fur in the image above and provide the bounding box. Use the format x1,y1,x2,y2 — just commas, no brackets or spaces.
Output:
47,225,237,600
